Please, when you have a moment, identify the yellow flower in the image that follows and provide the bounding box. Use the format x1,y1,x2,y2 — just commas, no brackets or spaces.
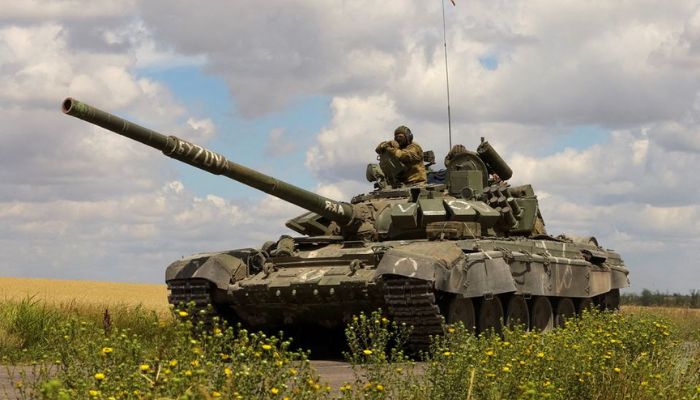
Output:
89,389,99,397
443,351,452,356
139,364,150,372
271,387,280,395
191,360,200,367
178,310,189,317
376,384,384,391
169,359,178,367
101,347,113,355
485,350,495,356
536,352,545,358
184,370,192,377
363,349,373,356
502,367,510,372
224,367,232,377
447,327,455,333
614,367,621,373
640,381,648,387
289,368,298,376
262,344,273,351
94,373,105,381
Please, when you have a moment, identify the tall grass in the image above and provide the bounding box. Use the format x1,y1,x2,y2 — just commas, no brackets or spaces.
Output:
0,298,698,399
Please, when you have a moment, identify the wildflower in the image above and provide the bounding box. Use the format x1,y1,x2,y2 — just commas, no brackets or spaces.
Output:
191,360,200,367
184,370,193,377
211,392,221,398
178,311,189,317
443,351,452,356
363,349,373,356
169,359,178,367
381,317,389,324
640,381,648,387
262,344,273,351
613,367,621,373
536,352,545,358
225,367,232,377
271,387,280,395
94,373,105,381
447,327,455,333
289,368,298,376
101,347,113,356
139,364,150,372
485,350,495,357
89,389,99,397
376,384,384,391
340,383,352,392
502,366,510,372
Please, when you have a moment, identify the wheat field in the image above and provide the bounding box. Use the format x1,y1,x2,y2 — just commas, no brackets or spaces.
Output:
0,276,170,314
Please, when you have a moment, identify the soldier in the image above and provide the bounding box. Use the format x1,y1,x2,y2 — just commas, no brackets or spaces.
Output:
375,125,427,185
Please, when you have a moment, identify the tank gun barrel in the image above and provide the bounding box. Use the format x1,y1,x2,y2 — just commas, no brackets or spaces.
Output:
62,98,355,226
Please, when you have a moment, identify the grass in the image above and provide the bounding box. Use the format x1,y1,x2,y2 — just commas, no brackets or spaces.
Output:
0,278,698,399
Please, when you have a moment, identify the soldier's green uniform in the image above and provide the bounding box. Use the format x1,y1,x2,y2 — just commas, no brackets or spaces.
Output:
375,125,427,185
387,142,426,184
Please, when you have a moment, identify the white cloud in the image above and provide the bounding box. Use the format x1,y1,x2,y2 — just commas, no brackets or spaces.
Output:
1,1,699,293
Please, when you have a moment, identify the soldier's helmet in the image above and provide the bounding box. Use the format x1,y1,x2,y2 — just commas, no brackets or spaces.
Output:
394,125,413,144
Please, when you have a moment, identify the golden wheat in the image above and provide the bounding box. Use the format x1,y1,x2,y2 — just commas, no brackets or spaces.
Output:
0,276,169,313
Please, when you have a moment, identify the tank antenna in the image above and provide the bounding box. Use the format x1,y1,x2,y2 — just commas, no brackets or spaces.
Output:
441,0,454,150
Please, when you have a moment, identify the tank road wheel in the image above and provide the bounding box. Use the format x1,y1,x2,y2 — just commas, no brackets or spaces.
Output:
477,296,504,334
447,296,476,332
504,295,530,330
576,298,594,314
596,289,621,311
554,298,576,328
530,297,553,332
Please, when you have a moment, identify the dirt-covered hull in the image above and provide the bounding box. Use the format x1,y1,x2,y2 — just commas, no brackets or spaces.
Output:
166,236,629,347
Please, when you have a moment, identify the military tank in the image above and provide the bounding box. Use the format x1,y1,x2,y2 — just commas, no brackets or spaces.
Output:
62,98,629,348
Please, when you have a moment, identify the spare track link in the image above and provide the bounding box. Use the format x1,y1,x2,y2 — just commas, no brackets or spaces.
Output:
167,279,214,316
383,277,444,349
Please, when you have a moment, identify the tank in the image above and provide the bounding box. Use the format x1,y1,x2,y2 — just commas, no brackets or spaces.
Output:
62,98,629,348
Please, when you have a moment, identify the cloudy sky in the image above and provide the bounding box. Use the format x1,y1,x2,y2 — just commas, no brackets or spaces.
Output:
1,0,698,292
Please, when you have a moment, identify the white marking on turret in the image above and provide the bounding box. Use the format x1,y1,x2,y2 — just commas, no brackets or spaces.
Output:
447,200,472,210
397,203,416,213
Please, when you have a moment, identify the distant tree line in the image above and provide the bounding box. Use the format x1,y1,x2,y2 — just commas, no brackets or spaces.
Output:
621,289,700,308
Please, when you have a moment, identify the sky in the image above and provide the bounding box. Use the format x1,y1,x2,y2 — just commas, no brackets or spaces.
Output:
1,0,699,292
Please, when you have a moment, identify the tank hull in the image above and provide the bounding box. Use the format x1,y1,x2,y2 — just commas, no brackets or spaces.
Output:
166,236,629,348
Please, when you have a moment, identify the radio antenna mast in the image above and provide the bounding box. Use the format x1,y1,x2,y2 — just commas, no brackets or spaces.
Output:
441,0,454,149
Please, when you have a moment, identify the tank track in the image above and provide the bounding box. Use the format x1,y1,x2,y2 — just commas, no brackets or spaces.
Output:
167,279,214,315
383,277,444,349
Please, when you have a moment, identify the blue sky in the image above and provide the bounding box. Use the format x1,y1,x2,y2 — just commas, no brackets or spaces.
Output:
138,65,331,199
